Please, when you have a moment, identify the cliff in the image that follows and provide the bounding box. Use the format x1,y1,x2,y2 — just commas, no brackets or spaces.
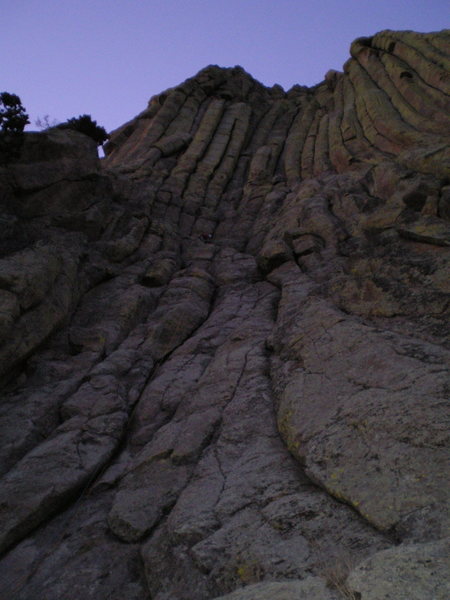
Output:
0,30,449,600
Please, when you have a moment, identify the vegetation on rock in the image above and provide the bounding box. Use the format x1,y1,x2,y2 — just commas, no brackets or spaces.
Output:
0,92,29,162
0,92,29,134
58,113,109,145
35,114,60,130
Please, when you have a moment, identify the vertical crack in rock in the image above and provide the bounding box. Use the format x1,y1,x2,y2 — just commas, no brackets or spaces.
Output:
0,29,449,600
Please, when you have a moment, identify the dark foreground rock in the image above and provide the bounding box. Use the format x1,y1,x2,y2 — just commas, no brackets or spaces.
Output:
0,30,449,600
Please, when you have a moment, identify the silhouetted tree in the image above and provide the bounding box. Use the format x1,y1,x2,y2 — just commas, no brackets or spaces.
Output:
0,92,29,163
0,92,29,134
58,114,109,146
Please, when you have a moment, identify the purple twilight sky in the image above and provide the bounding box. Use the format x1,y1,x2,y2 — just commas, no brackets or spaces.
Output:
2,0,449,135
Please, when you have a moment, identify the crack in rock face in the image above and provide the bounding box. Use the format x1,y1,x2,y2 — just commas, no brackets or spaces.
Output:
0,29,449,600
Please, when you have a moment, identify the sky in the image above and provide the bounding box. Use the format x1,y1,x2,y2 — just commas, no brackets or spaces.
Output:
2,0,449,135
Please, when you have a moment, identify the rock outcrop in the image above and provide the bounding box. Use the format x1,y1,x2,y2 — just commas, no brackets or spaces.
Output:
0,30,449,600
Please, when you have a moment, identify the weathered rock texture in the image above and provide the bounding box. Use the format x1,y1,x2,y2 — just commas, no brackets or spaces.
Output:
0,30,449,600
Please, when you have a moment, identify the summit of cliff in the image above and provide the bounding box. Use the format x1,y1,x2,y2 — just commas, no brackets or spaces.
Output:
0,29,449,600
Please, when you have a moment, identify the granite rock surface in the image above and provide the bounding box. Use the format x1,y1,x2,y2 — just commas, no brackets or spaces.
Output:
0,30,449,600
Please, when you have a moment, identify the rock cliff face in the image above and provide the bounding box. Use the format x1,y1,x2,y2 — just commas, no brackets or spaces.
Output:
0,30,449,600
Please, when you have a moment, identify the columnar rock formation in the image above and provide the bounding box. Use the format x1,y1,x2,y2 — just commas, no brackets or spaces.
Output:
0,30,449,600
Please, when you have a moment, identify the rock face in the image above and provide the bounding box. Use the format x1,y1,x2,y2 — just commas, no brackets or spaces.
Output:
0,30,449,600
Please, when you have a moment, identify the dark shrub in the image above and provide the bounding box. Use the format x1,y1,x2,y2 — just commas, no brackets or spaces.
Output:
0,92,29,134
0,92,29,163
58,114,109,146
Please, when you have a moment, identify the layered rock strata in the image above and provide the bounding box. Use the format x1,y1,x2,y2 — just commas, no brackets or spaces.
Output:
0,30,449,600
